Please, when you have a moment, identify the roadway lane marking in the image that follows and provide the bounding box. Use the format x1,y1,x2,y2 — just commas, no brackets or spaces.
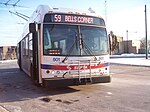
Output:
0,106,10,112
106,92,113,95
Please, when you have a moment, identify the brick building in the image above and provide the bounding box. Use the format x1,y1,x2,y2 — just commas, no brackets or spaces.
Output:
0,46,17,60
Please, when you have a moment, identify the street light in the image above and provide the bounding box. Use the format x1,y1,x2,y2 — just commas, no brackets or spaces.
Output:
126,30,128,53
125,30,138,54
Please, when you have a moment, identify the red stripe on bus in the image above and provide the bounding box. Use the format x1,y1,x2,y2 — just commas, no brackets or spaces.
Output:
41,63,109,70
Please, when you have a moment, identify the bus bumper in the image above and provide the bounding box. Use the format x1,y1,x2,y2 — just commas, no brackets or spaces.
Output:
43,75,111,87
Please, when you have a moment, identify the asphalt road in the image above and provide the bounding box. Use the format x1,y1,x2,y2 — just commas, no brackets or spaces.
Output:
0,61,150,112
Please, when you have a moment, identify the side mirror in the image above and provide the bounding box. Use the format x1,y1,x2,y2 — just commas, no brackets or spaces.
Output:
29,23,38,33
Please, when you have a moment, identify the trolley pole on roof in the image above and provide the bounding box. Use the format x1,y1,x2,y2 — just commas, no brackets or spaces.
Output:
105,0,107,24
145,5,148,59
9,11,28,21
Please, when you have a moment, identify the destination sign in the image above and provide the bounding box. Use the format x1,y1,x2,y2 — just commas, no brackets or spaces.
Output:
44,13,105,26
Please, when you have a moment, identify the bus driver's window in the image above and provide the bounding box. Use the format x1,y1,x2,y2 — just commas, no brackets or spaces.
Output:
44,29,52,49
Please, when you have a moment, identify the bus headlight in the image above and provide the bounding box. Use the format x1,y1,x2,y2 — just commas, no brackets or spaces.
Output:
46,70,55,74
56,71,60,74
51,71,55,74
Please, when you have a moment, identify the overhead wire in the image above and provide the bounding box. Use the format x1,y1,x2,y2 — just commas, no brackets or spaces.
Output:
0,0,28,8
6,0,11,5
13,5,23,24
7,6,20,38
3,0,26,39
3,0,29,22
13,0,20,6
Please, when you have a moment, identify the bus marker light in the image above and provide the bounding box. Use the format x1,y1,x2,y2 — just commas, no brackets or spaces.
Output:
48,49,61,54
75,12,80,14
48,11,53,13
68,12,73,14
82,13,86,15
53,8,59,10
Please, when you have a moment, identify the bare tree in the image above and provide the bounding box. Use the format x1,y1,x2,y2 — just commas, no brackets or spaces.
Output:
108,31,118,54
140,38,150,49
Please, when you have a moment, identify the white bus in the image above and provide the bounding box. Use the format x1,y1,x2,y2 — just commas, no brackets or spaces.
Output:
17,5,111,87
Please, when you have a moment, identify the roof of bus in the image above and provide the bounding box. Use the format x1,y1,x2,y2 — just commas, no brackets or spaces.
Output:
33,5,101,17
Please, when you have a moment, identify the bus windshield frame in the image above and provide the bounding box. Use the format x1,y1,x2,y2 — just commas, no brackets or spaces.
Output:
43,13,108,56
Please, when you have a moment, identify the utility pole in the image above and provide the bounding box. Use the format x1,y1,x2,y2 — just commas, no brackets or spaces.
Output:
126,30,128,53
145,5,148,59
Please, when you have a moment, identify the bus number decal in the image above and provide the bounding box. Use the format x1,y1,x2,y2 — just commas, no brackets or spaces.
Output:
99,57,104,60
53,58,60,62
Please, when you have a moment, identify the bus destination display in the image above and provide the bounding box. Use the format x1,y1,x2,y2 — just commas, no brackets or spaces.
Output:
54,14,94,24
44,13,105,26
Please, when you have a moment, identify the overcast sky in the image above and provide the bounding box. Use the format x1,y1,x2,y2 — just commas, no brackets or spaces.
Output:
0,0,150,46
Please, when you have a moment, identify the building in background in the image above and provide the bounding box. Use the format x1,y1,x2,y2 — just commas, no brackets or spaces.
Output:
112,35,141,54
123,40,141,54
0,46,17,60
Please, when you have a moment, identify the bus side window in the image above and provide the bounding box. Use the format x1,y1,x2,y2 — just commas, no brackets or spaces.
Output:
22,40,25,56
29,33,33,57
26,36,29,56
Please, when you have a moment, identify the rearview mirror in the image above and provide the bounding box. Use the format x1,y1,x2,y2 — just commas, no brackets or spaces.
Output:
29,23,38,33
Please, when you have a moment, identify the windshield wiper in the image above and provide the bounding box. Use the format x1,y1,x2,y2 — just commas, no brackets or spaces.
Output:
80,33,97,61
79,33,84,55
62,32,78,63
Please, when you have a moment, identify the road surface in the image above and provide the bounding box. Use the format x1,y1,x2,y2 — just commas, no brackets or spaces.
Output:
0,61,150,112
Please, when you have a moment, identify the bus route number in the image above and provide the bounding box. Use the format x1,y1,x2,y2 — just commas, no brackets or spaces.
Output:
54,14,61,22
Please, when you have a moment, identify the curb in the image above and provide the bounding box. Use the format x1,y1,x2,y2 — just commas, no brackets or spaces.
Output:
110,63,150,67
0,59,17,63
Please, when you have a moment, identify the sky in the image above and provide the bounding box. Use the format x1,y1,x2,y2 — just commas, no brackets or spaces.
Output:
0,0,150,46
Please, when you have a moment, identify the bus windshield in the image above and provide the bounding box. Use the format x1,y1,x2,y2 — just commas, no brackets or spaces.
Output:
43,24,108,56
